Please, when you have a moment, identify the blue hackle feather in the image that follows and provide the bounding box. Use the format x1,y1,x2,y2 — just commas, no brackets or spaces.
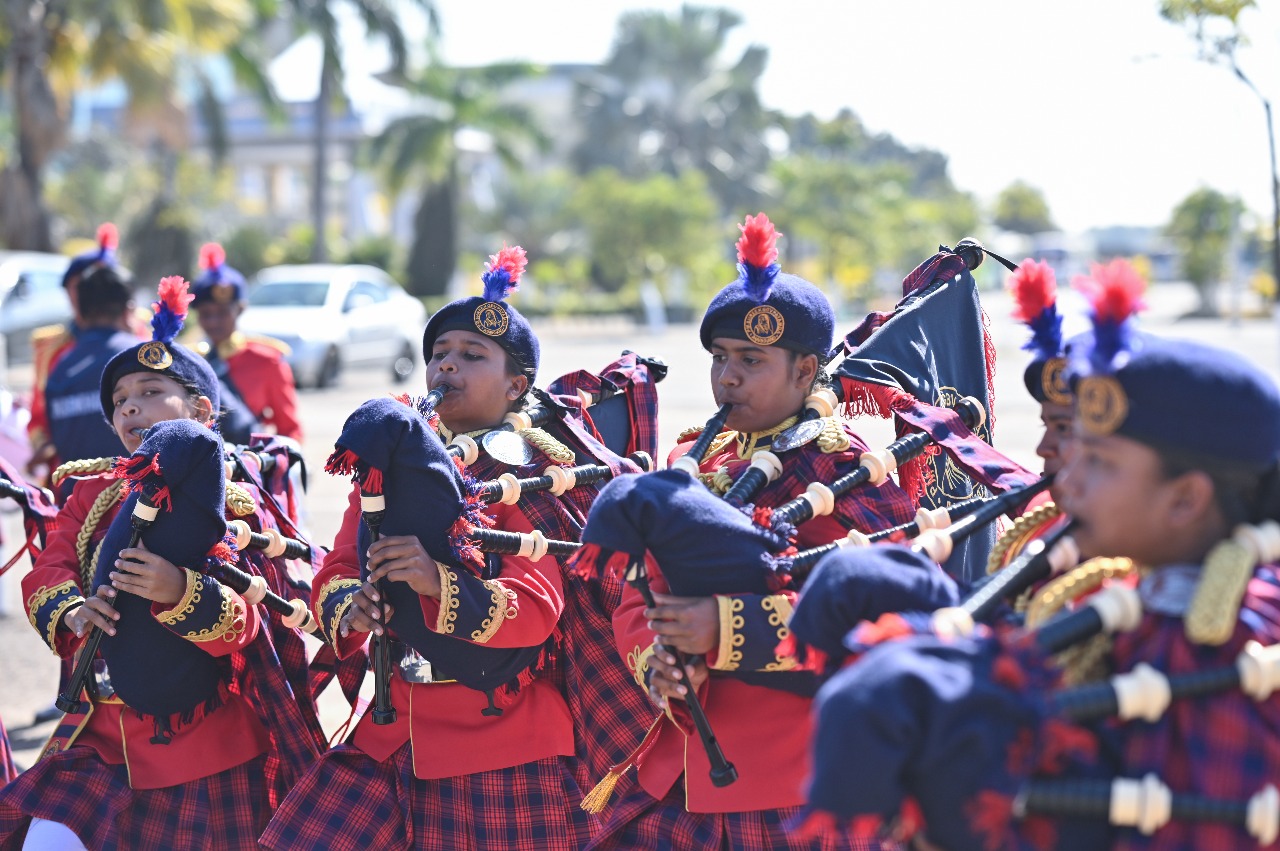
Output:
481,268,515,302
737,261,781,304
150,303,184,344
1022,306,1064,362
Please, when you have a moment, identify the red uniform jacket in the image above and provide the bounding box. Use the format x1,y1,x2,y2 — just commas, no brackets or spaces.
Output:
613,417,917,813
312,486,575,780
202,333,303,441
26,325,74,454
23,475,270,789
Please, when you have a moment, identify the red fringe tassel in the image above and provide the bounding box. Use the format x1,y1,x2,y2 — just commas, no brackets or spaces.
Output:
325,448,358,478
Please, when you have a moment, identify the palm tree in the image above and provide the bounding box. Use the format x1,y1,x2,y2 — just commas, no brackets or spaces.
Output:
367,53,548,297
274,0,435,261
572,5,777,214
0,0,256,250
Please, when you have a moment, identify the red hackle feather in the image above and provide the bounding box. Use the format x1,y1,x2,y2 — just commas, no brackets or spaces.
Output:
155,276,193,321
736,213,779,268
1072,259,1147,324
206,534,238,566
199,242,226,271
1008,259,1057,323
96,222,119,251
488,244,528,284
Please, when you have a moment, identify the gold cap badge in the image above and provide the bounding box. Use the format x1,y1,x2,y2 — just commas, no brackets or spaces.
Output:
1041,357,1072,406
137,341,174,370
474,302,510,337
744,305,784,346
1077,375,1128,436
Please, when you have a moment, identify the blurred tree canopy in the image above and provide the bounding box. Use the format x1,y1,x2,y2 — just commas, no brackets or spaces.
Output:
1166,186,1244,315
993,180,1056,235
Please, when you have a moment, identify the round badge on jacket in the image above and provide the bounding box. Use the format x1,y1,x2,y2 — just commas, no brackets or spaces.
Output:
743,305,785,345
474,302,510,337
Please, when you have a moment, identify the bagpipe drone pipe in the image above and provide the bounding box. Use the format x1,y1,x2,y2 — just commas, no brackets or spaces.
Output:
326,396,588,721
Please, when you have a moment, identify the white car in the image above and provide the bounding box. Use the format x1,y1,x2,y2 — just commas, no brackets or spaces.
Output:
240,264,427,389
0,251,73,365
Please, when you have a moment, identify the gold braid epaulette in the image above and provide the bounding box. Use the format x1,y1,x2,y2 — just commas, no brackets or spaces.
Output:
816,417,851,454
676,424,706,443
53,457,116,489
1186,538,1254,646
77,480,124,588
987,503,1064,575
1025,557,1138,686
517,428,576,465
224,482,256,518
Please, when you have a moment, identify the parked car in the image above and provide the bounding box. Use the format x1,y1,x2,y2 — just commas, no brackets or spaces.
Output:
0,251,73,365
240,264,427,389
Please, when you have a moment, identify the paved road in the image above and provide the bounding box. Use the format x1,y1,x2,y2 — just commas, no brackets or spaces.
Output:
2,282,1276,770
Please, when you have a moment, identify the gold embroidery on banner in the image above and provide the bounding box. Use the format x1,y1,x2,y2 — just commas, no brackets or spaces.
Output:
1076,375,1128,436
155,569,201,625
438,565,461,634
28,581,81,652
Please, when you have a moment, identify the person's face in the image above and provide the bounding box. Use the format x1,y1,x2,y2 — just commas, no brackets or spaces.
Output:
195,301,243,345
427,330,527,434
1036,400,1075,499
110,373,211,454
709,338,814,434
1057,430,1181,564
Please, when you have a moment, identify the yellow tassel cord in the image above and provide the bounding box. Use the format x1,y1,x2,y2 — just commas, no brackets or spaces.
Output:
76,481,124,588
224,482,257,518
52,456,115,490
580,714,666,814
1185,538,1255,647
815,417,851,454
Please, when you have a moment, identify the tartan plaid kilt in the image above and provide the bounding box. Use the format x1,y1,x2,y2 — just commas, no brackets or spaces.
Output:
259,742,598,851
0,748,269,851
585,781,898,851
558,570,656,783
0,716,14,785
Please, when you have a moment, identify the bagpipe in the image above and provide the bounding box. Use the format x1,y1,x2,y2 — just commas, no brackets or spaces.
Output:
805,518,1280,849
56,420,314,724
0,455,59,578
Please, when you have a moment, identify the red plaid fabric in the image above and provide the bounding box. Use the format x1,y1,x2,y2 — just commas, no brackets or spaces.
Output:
0,717,14,785
585,780,898,851
1109,564,1280,851
259,743,595,851
547,352,664,462
0,750,269,851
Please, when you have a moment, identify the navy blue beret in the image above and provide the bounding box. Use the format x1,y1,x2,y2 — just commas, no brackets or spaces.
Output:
191,243,247,307
63,223,119,289
699,215,834,357
422,245,539,381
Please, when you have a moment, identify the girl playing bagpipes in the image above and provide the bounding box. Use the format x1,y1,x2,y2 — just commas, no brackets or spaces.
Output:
0,278,325,851
262,245,650,850
571,214,922,851
797,275,1280,850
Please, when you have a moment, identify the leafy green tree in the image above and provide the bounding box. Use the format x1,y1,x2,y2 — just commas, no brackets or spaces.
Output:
1160,0,1277,298
572,5,776,213
566,169,724,309
1166,187,1244,315
0,0,254,251
993,180,1056,235
367,54,548,297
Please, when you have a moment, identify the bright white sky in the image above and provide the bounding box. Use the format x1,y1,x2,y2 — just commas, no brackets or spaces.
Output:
282,0,1280,234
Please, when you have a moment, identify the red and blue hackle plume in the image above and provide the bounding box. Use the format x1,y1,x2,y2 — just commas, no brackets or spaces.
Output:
1008,259,1063,361
150,275,194,344
199,242,227,276
481,244,527,302
736,212,781,303
1072,259,1146,371
95,222,119,259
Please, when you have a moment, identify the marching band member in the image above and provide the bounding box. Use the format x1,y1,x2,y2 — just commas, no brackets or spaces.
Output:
262,245,647,851
577,214,917,850
190,243,303,444
801,261,1280,850
0,277,324,851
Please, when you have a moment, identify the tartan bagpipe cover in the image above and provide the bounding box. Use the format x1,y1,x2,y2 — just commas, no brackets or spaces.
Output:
832,247,1036,583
